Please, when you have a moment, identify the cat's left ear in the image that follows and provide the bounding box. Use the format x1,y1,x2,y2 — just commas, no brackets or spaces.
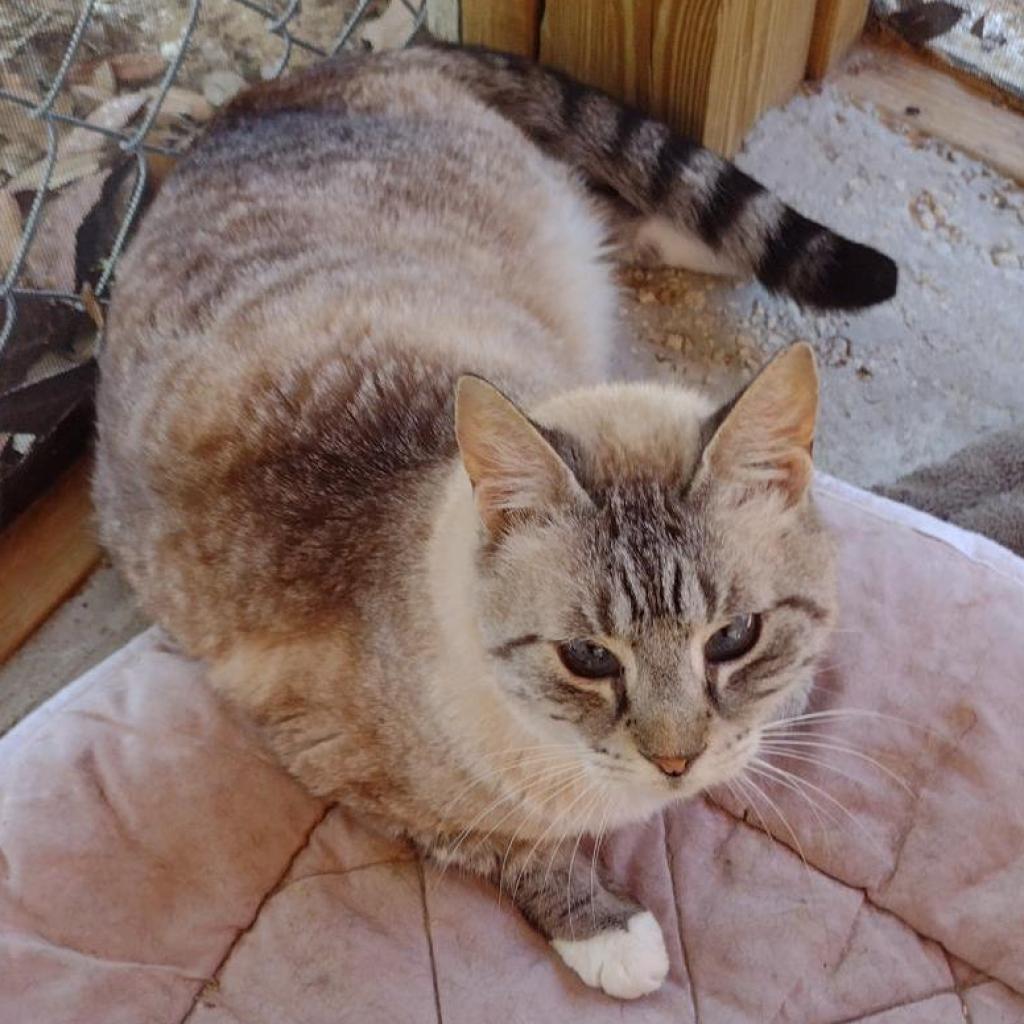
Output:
455,377,591,536
699,342,818,507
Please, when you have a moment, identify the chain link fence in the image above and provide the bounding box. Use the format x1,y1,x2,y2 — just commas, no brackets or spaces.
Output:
0,0,426,524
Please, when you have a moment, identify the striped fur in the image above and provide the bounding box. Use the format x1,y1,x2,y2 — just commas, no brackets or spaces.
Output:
95,46,840,998
227,44,897,309
430,44,899,308
224,46,898,307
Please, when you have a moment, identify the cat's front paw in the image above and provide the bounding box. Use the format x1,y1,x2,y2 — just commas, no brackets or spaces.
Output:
551,911,669,1000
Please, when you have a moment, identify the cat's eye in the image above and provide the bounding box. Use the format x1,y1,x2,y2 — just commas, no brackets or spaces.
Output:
704,614,761,663
557,640,621,679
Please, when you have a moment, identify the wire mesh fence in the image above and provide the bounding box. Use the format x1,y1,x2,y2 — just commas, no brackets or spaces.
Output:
0,0,426,523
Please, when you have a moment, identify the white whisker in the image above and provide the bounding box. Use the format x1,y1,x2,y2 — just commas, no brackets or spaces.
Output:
758,738,913,794
730,775,774,840
511,771,592,902
434,762,584,890
765,708,933,735
747,758,839,835
751,757,886,858
589,785,612,932
565,785,604,940
741,767,808,867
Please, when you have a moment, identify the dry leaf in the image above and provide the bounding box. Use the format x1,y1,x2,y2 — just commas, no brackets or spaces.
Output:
149,86,214,124
145,151,178,192
26,170,108,290
0,191,23,274
0,69,36,102
1,139,43,178
89,61,116,98
202,70,246,107
70,84,113,114
80,283,105,330
64,92,149,154
8,150,103,194
109,52,167,86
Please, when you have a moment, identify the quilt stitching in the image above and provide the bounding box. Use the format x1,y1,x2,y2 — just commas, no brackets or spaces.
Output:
663,812,702,1024
177,801,332,1024
698,797,1024,1004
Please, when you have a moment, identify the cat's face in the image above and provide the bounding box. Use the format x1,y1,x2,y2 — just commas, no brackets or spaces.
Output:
456,345,835,815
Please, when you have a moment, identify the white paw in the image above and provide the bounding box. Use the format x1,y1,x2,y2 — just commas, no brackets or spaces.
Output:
552,911,669,1000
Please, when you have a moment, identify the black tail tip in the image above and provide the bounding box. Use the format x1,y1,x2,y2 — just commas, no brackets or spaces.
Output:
803,238,899,311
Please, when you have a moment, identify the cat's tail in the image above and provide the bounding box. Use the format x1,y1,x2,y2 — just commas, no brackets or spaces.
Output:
429,44,897,311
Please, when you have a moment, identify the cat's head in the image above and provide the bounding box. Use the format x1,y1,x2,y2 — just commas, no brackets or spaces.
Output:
454,343,835,817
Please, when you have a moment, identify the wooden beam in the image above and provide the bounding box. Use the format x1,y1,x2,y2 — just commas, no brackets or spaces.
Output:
834,43,1024,185
807,0,870,79
651,0,817,157
461,0,540,57
539,0,653,108
0,457,101,665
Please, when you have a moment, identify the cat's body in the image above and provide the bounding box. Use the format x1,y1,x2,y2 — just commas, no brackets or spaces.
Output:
96,46,887,998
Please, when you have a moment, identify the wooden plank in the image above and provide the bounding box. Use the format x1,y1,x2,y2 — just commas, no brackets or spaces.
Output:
651,0,817,157
834,43,1024,184
807,0,870,79
461,0,540,57
0,457,101,665
539,0,653,108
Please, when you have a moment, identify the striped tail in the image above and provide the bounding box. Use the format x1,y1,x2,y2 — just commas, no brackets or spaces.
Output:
429,44,898,311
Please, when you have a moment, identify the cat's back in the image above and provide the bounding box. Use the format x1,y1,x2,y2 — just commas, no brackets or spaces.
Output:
95,51,615,654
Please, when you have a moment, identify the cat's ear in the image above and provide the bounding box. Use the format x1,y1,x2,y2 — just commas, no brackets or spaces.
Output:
455,377,590,536
700,343,818,507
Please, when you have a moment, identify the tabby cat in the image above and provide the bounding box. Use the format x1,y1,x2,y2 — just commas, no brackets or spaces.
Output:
95,45,894,998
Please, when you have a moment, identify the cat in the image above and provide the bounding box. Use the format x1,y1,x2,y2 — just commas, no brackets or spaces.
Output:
94,45,890,999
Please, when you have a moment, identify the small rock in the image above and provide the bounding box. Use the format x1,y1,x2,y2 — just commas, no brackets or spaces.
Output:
202,70,246,107
663,333,686,351
990,244,1021,269
637,289,657,305
909,191,939,231
819,335,852,368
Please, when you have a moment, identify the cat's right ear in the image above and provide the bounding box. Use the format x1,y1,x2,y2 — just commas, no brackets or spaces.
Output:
455,377,590,537
699,342,819,507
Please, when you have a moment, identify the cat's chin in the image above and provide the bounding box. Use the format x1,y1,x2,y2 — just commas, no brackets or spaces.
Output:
600,774,713,829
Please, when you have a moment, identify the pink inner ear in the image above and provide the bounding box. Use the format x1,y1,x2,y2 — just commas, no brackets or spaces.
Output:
777,450,814,507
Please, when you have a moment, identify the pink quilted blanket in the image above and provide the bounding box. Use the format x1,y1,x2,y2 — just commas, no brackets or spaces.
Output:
2,477,1023,1024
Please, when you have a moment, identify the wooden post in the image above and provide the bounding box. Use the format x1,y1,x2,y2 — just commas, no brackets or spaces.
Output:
539,0,653,108
0,457,100,665
807,0,871,78
460,0,540,58
651,0,817,157
449,0,822,157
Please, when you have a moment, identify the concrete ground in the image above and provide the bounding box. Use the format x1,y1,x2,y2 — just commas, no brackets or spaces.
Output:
2,79,1021,733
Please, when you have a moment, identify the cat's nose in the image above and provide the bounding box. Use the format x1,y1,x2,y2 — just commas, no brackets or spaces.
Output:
650,754,691,777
